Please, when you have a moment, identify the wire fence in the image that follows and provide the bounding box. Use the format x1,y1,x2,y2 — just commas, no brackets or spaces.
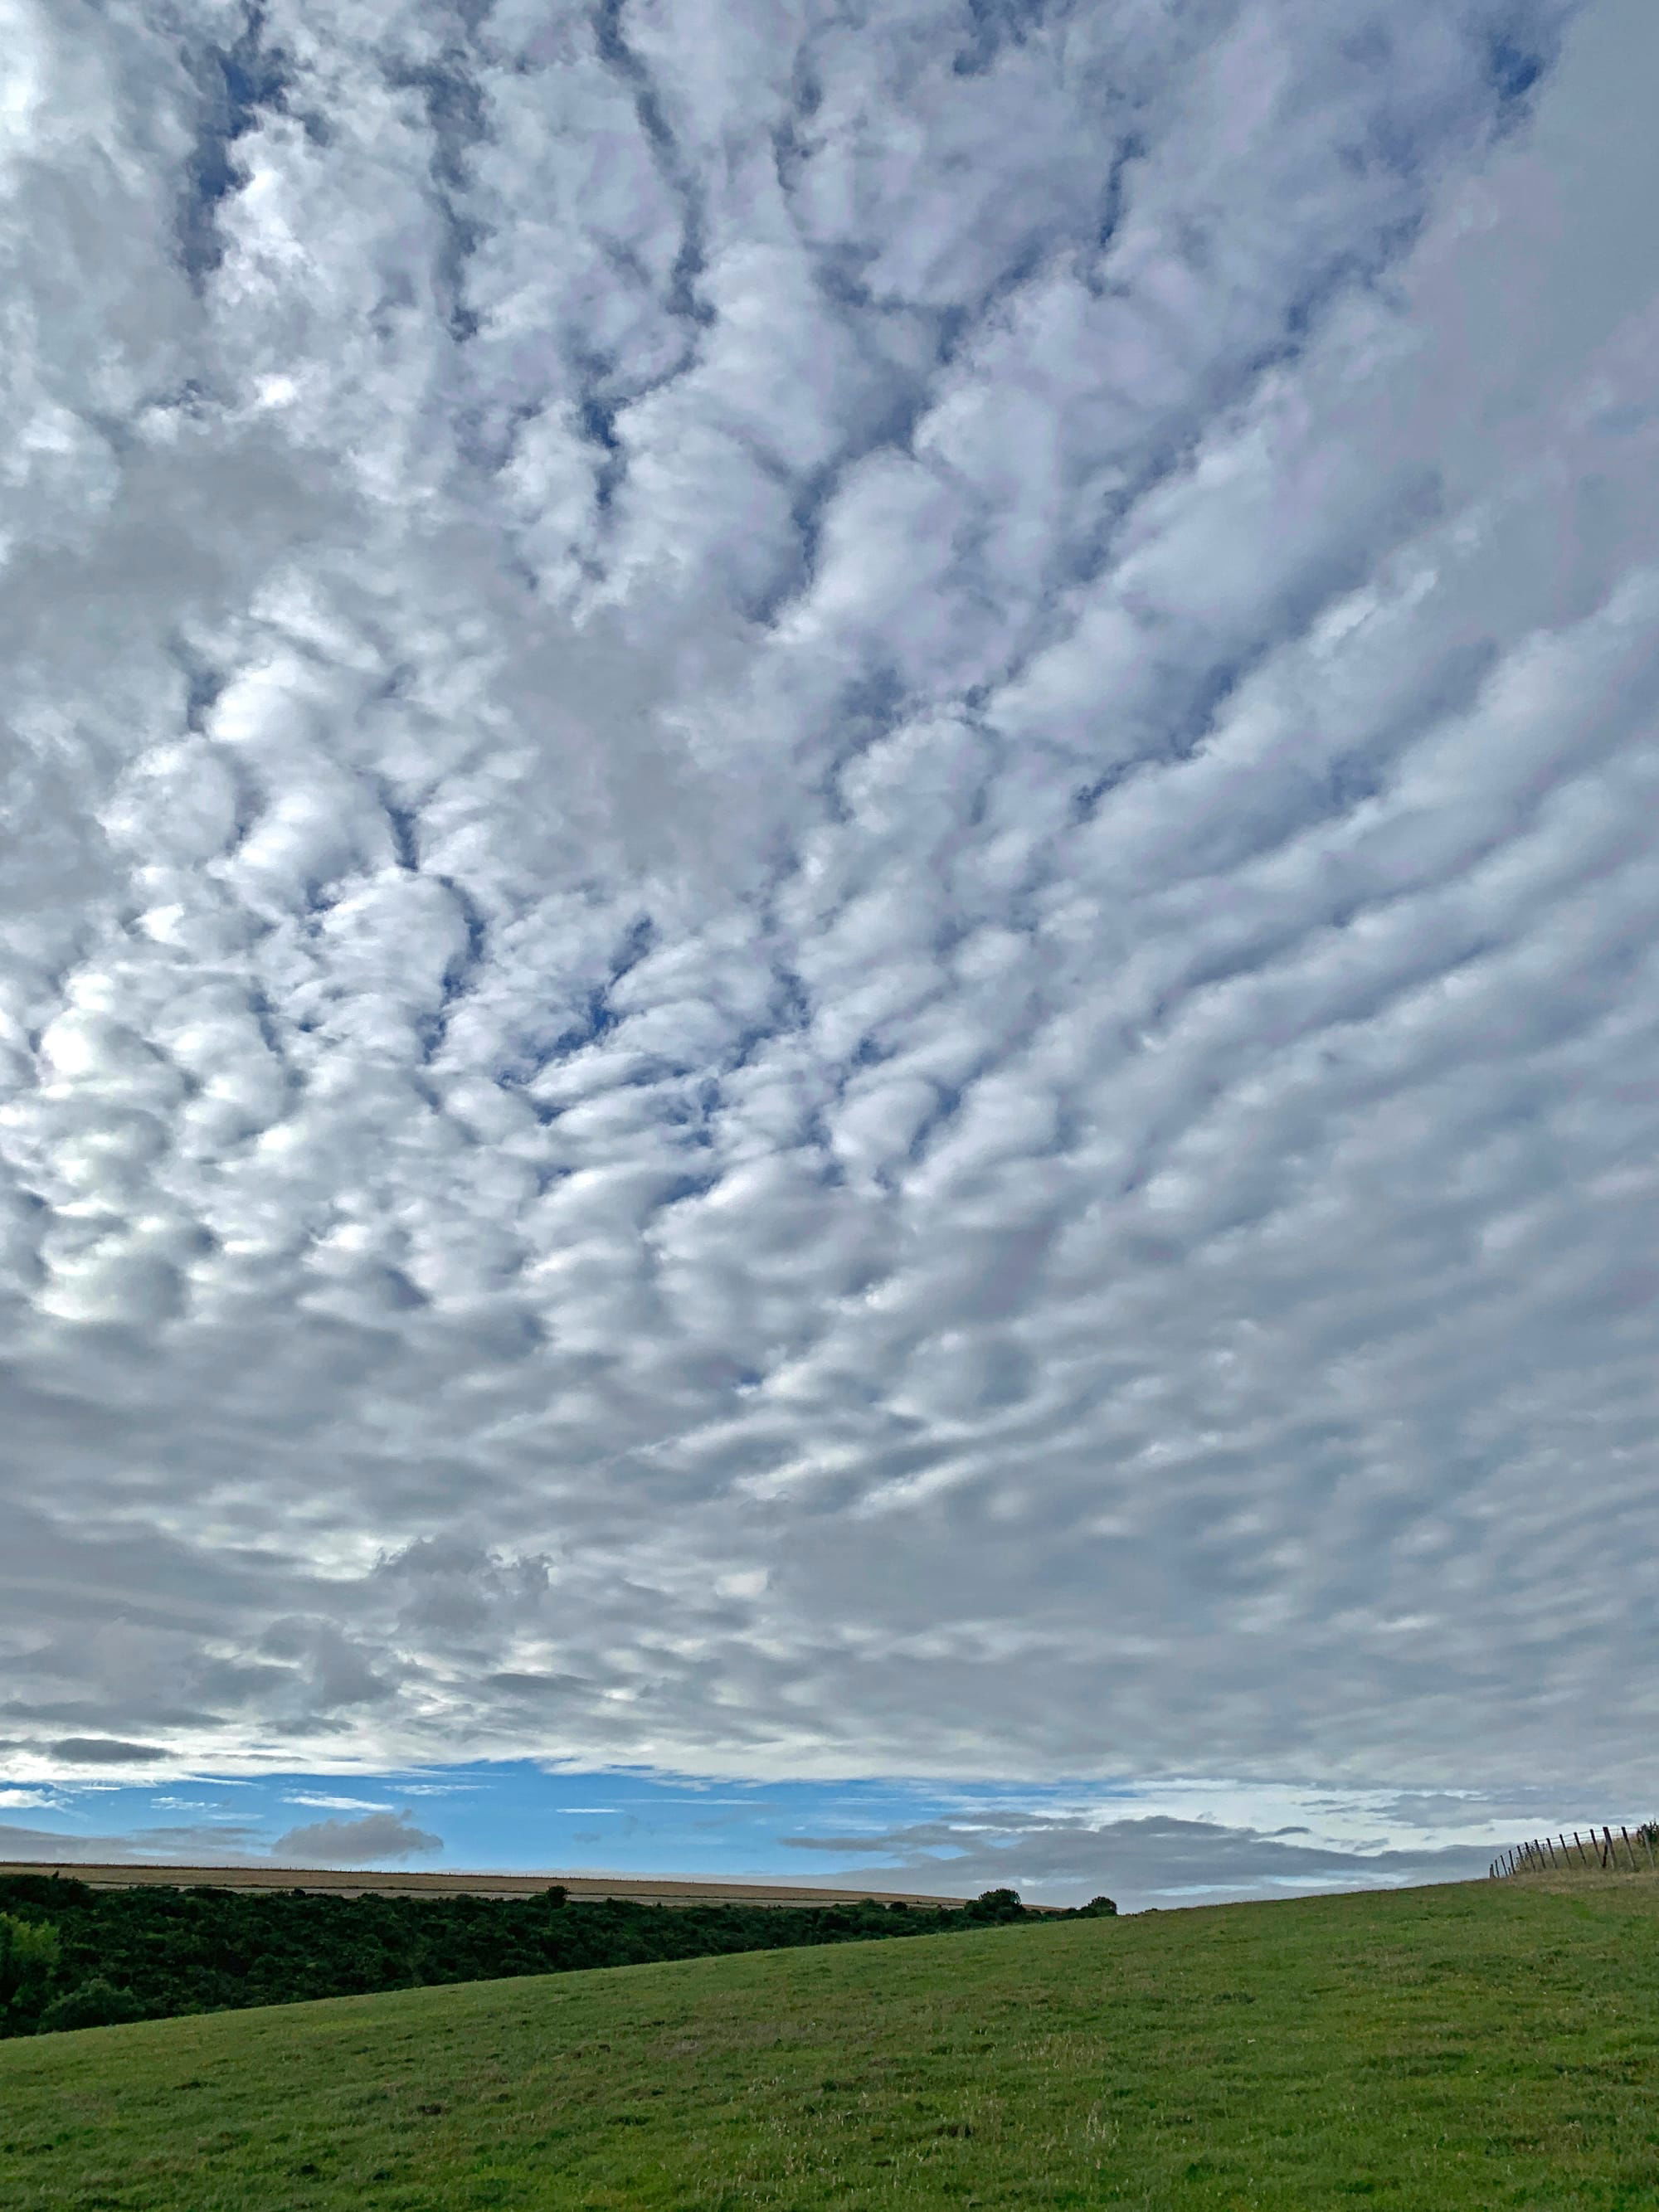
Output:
1489,1823,1659,1879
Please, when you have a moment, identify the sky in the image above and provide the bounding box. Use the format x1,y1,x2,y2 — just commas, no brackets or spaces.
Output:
2,0,1657,1913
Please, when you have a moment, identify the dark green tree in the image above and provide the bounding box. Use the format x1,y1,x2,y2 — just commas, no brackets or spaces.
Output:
965,1887,1028,1922
0,1912,60,2016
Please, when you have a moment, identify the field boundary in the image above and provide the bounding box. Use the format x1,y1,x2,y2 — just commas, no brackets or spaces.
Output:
0,1860,974,1908
1489,1824,1658,1879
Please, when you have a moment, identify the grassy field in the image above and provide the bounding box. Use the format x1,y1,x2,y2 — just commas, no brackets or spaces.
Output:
2,1874,1657,2211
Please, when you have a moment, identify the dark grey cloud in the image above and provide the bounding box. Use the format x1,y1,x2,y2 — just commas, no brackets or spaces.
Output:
271,1809,443,1864
2,0,1656,1850
48,1739,170,1767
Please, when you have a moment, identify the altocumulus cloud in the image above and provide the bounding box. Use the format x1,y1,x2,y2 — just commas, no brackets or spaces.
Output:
2,0,1658,1842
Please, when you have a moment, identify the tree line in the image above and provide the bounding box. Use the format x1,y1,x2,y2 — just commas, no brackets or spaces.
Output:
0,1874,1117,2037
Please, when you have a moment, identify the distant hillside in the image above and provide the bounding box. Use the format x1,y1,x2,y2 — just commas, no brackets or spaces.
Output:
0,1869,1084,2039
3,1876,1657,2209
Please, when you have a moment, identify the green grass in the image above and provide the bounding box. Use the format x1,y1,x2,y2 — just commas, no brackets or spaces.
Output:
3,1876,1658,2211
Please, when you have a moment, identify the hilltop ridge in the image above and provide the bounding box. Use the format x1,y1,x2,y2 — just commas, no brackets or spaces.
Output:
4,1874,1657,2208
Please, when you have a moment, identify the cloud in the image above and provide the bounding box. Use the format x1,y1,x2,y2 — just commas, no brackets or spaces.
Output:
794,1811,1496,1913
284,1792,395,1812
2,0,1657,1838
271,1809,443,1865
48,1739,170,1767
0,1819,268,1865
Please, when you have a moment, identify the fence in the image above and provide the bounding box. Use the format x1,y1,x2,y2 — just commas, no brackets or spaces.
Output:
1489,1823,1659,1879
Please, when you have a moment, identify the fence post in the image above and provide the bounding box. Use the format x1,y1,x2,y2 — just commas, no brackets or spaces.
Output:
1646,1828,1656,1874
1621,1826,1636,1872
1545,1836,1558,1869
1603,1826,1615,1869
1574,1830,1588,1866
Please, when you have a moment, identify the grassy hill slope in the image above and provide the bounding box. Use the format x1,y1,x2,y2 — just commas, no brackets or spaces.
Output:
3,1874,1658,2211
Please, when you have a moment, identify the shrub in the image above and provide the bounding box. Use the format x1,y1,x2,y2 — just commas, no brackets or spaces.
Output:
0,1913,60,2005
1078,1895,1118,1917
36,1978,145,2034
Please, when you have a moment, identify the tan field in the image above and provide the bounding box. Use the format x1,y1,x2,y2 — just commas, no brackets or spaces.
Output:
0,1859,973,1908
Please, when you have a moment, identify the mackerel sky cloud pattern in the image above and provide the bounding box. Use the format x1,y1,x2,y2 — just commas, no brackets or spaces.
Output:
3,0,1657,1866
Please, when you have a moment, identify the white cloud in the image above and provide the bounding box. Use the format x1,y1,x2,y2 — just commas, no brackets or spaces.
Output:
284,1792,395,1812
3,0,1657,1833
